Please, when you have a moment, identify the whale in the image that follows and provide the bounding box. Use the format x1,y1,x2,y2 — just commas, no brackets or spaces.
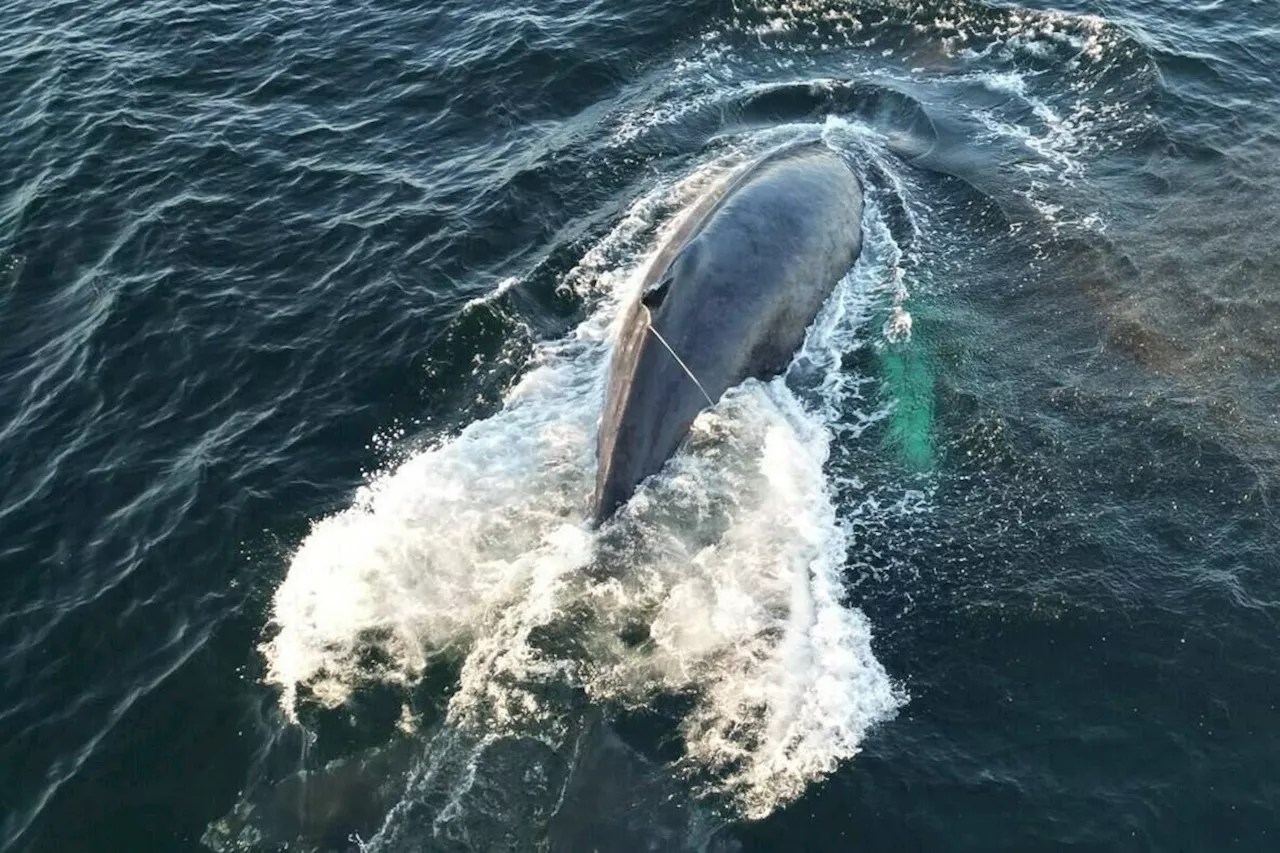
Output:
593,141,865,522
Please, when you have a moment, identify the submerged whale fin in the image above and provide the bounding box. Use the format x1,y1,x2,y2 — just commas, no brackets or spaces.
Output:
202,739,417,853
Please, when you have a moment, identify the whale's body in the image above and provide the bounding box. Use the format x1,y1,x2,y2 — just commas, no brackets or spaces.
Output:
594,142,865,521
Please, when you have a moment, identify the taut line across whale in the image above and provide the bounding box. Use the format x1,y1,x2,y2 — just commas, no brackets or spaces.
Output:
593,141,866,521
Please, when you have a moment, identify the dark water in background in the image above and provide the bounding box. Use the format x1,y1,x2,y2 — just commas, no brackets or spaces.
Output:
2,0,1279,850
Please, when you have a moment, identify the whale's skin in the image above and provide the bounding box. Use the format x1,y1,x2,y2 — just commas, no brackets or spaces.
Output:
593,142,865,522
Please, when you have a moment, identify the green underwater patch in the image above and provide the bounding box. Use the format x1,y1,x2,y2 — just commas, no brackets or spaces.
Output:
875,301,936,474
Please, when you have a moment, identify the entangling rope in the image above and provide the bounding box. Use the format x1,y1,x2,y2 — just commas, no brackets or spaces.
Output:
644,317,716,407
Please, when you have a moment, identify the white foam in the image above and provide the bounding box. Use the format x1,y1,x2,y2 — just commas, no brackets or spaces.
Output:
261,135,907,822
581,376,903,817
258,169,695,718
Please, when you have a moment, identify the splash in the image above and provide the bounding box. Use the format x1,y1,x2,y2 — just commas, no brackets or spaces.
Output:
259,163,704,720
260,136,909,826
580,378,902,817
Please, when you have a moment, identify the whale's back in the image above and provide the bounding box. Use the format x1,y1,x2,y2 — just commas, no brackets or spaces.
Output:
594,144,864,522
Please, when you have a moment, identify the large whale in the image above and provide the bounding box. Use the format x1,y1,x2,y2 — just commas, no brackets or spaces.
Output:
593,141,865,522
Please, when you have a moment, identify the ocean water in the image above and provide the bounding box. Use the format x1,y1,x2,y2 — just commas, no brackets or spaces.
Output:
1,0,1278,851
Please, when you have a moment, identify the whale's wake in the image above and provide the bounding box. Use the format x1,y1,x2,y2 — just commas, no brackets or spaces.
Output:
258,126,912,842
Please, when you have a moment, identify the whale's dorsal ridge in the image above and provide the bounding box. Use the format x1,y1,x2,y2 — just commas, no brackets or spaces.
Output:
592,144,865,523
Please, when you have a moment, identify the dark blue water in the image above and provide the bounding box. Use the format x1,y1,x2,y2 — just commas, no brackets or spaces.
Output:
2,1,1278,851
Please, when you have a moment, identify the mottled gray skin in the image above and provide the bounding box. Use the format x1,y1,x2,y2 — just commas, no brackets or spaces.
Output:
594,142,864,522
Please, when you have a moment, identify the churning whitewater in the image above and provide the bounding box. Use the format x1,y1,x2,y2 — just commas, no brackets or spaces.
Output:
260,127,913,822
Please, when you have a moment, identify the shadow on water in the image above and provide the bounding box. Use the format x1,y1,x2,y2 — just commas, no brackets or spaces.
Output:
205,709,742,853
